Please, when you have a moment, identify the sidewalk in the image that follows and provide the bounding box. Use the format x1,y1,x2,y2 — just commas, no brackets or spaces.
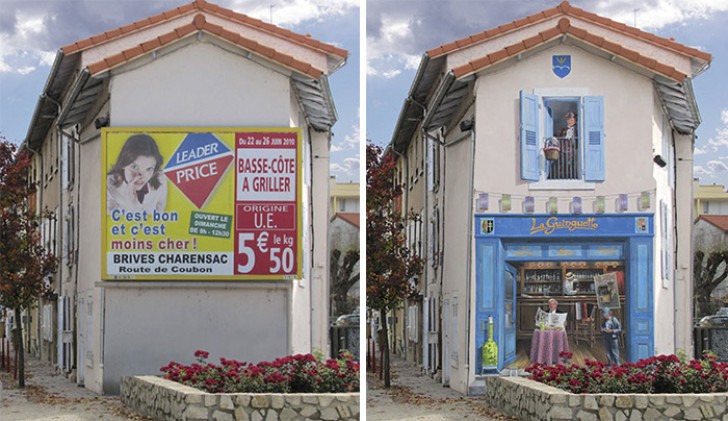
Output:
0,353,149,421
366,353,516,421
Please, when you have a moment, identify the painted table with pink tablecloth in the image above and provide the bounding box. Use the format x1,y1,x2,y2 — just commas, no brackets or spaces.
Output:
529,329,569,365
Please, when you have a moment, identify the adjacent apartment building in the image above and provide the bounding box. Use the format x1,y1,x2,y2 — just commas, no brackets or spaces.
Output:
388,1,710,395
21,0,347,394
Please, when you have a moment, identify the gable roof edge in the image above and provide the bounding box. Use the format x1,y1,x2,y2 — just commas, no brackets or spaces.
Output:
85,14,325,79
451,19,688,83
427,1,711,66
61,0,346,62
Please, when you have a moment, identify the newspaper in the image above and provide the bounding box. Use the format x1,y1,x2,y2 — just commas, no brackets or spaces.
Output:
536,308,567,329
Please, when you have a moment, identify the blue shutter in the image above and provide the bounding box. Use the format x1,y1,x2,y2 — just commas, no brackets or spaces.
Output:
628,237,654,361
520,91,540,181
545,103,554,141
475,239,499,373
583,96,605,181
544,103,554,179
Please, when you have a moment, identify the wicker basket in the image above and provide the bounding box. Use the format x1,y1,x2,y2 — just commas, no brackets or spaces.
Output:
544,146,560,161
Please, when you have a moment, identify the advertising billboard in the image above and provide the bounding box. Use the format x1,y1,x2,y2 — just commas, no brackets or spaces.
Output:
101,128,302,280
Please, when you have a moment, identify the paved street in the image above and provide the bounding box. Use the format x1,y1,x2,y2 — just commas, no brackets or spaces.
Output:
0,353,149,421
366,353,516,421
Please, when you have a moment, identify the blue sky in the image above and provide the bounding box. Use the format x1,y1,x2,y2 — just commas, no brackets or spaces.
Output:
367,0,728,188
0,0,360,182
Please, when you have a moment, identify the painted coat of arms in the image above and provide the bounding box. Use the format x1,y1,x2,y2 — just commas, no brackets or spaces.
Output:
552,55,571,78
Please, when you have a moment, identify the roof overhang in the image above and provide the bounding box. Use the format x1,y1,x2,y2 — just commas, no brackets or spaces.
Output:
23,51,80,151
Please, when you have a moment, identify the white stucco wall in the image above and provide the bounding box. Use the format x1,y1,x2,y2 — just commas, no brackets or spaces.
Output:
443,42,681,394
674,133,695,355
651,96,675,356
76,122,105,393
102,284,289,394
329,218,359,253
441,129,474,394
304,129,331,356
75,39,326,394
110,40,290,127
702,200,728,215
472,45,655,201
694,220,728,250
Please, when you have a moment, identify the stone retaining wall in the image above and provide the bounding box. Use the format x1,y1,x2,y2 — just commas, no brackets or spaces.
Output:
483,376,728,421
120,376,360,421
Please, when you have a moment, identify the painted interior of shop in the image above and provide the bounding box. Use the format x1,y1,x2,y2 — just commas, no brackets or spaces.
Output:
474,214,653,373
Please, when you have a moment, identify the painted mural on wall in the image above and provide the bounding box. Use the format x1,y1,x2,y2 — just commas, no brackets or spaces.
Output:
101,128,302,280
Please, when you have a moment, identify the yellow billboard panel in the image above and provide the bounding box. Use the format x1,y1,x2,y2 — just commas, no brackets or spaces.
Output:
101,128,302,280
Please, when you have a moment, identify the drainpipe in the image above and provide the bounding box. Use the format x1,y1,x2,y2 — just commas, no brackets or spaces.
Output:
438,127,447,381
73,127,84,385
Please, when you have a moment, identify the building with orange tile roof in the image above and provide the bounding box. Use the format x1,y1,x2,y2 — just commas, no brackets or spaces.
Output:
20,0,347,394
387,1,710,395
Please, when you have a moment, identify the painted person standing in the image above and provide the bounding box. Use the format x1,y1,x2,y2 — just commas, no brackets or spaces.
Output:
601,308,621,366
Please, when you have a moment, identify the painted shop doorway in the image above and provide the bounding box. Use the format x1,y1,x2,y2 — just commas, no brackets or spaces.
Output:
508,259,627,369
474,214,654,374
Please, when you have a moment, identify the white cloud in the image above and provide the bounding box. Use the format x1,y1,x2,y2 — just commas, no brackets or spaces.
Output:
367,13,423,79
330,155,360,179
709,137,728,149
0,0,358,74
594,0,728,30
340,122,360,149
702,108,728,152
707,160,728,173
381,69,401,79
16,15,44,37
0,9,51,74
16,66,36,75
694,165,711,177
39,51,56,67
230,0,358,27
330,121,359,153
695,146,707,155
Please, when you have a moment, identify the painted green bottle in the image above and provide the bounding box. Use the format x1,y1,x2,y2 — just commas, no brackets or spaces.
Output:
482,315,498,372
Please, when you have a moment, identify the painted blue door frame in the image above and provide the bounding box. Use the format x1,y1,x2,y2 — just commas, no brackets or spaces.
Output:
474,214,654,373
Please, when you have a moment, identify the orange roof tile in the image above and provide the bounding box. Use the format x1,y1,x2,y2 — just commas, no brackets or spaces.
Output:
451,18,687,82
86,14,324,79
698,215,728,231
332,213,360,228
427,1,710,63
61,0,347,60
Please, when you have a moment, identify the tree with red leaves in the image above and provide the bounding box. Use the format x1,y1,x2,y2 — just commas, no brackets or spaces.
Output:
366,143,423,388
0,139,57,387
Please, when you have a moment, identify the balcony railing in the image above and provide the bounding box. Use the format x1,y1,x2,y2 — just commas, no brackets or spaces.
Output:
546,136,579,180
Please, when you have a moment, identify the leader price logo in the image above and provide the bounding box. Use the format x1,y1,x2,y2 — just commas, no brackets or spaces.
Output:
164,133,234,208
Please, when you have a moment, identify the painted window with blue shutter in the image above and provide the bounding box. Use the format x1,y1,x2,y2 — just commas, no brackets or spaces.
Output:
520,92,605,183
583,96,605,181
520,91,540,181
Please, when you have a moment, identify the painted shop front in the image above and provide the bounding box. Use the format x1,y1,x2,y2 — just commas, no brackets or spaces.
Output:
474,214,654,373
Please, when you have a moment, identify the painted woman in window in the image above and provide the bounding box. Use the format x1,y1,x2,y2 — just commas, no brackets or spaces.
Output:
106,134,167,214
550,111,578,179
